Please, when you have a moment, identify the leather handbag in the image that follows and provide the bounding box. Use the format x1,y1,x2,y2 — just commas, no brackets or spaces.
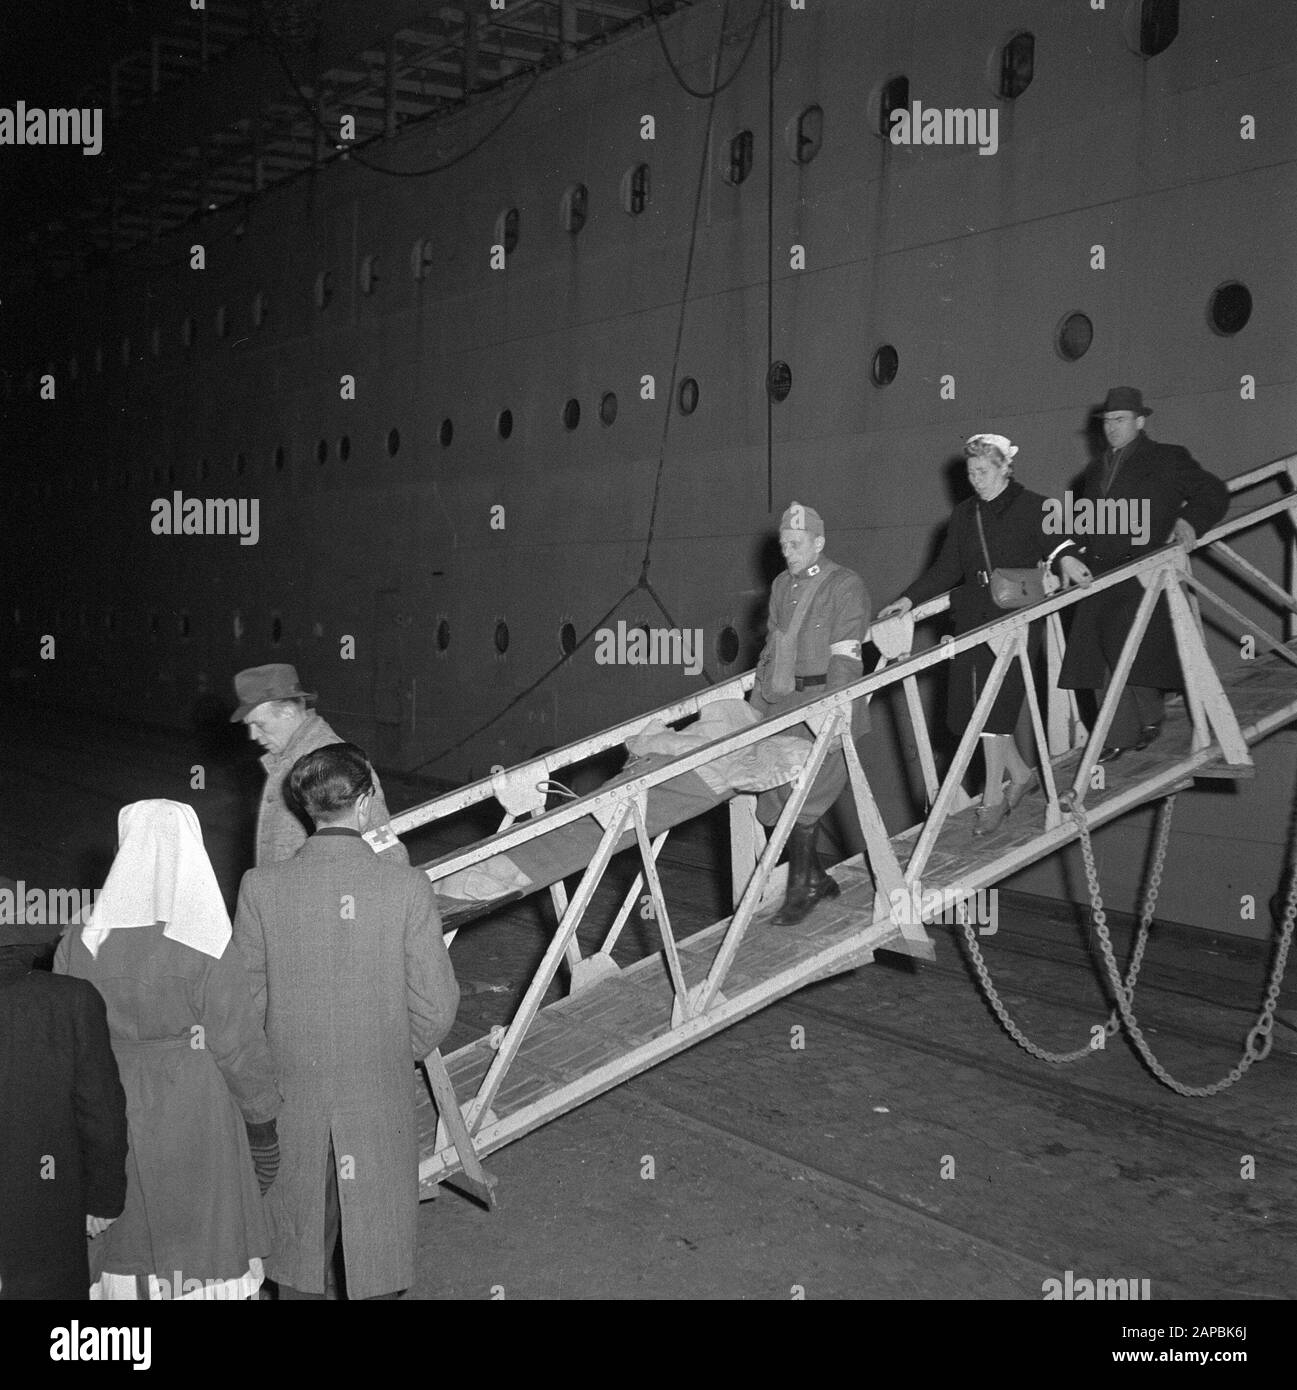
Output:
975,507,1047,610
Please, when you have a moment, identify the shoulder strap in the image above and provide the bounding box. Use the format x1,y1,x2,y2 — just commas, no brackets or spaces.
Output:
973,505,993,573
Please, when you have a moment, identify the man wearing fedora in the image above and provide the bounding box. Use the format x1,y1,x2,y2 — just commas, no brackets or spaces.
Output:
0,877,129,1299
1057,387,1229,759
231,664,409,867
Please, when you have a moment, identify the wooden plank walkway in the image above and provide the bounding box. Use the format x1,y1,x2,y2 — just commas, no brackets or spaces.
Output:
416,644,1297,1196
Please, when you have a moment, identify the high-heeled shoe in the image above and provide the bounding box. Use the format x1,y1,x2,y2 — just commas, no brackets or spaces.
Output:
973,799,1010,837
1006,773,1037,811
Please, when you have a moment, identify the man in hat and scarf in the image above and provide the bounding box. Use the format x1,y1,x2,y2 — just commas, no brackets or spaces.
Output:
750,502,871,925
0,876,128,1299
1057,387,1229,758
231,663,409,866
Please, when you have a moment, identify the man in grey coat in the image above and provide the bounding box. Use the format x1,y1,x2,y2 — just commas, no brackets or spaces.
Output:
233,743,458,1299
231,663,409,866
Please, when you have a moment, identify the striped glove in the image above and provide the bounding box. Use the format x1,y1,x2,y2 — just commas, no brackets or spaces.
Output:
245,1119,280,1194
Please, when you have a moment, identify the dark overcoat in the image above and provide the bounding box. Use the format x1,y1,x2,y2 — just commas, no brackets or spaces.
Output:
0,943,128,1300
233,830,459,1298
902,480,1057,735
55,924,281,1288
1058,434,1229,690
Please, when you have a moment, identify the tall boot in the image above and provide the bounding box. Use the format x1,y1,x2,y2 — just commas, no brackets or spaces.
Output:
774,823,840,926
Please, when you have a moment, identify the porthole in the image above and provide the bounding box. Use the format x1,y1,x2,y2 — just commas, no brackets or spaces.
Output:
767,361,792,402
716,625,740,666
270,614,282,646
232,611,245,641
179,612,191,639
874,74,910,141
215,305,228,339
678,377,699,415
495,208,520,256
870,344,899,387
559,621,577,656
725,129,754,184
1055,311,1094,362
314,270,334,310
1129,0,1179,57
560,183,588,234
359,254,380,295
439,418,454,447
339,434,351,462
120,336,132,367
1208,281,1252,337
411,238,435,280
386,427,400,458
621,163,651,216
995,32,1035,101
435,617,451,652
149,612,160,636
251,291,268,328
494,620,510,655
316,438,329,464
497,409,513,440
180,318,193,349
788,105,823,164
235,451,247,476
599,391,618,427
563,398,581,431
150,325,161,357
274,444,286,472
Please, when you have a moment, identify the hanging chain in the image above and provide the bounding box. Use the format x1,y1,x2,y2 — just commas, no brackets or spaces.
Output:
1068,792,1294,1095
957,795,1176,1064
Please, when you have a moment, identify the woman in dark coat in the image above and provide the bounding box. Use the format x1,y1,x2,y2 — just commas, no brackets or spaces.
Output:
877,433,1078,834
0,880,128,1300
55,801,283,1299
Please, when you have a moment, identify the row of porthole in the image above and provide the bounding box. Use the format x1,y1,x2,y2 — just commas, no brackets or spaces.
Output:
30,268,1255,411
10,605,747,670
14,7,1186,386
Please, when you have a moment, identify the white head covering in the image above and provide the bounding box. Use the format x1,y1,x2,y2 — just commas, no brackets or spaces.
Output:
965,432,1019,462
80,800,231,961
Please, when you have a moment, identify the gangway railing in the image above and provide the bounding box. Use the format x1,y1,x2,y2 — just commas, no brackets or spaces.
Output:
385,453,1297,1185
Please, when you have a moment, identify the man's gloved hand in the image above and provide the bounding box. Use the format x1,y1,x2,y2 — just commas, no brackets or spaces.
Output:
246,1118,280,1194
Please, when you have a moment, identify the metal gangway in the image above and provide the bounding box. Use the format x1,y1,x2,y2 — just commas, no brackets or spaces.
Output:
380,456,1297,1204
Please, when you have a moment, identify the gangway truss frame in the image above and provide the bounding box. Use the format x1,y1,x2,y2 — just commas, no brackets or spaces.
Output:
378,454,1297,1199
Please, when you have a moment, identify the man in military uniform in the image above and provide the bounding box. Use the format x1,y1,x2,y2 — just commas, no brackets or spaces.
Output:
751,502,870,925
1057,387,1229,760
231,663,409,867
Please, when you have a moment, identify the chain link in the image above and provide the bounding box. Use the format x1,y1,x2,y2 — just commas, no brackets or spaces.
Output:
962,789,1294,1091
1067,793,1294,1095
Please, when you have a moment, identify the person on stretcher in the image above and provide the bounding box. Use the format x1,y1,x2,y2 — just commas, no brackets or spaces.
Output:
428,699,815,922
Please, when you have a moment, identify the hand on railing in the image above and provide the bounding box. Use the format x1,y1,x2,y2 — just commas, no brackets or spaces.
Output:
1058,555,1093,588
876,597,913,620
1168,517,1197,547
